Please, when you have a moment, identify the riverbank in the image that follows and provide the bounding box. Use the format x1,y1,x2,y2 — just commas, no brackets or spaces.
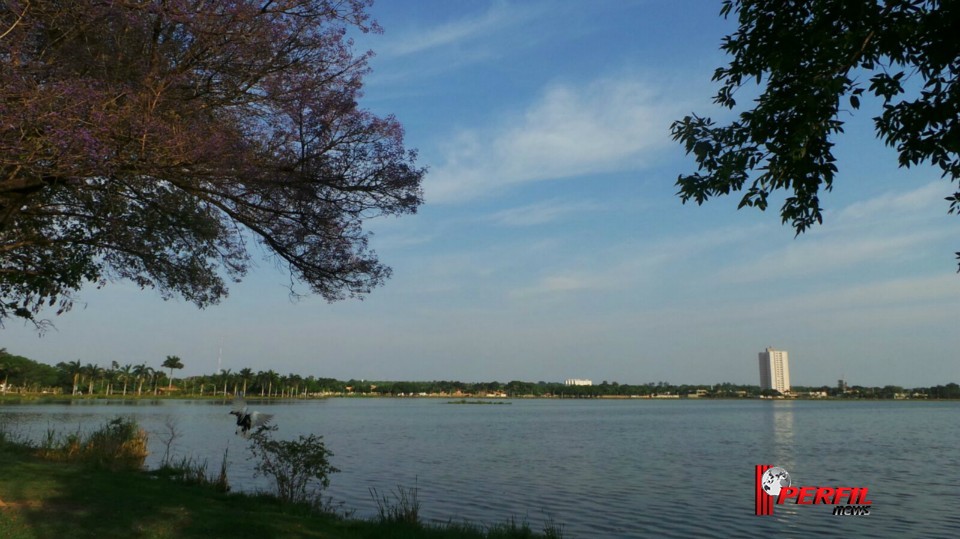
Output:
0,437,563,539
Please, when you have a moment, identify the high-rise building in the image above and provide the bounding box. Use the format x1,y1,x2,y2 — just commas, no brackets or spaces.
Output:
759,347,791,394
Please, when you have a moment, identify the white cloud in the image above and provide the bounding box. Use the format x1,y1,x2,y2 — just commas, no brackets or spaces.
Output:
380,1,541,57
707,182,958,283
508,274,599,299
716,231,941,284
486,198,601,226
834,181,949,223
426,76,684,203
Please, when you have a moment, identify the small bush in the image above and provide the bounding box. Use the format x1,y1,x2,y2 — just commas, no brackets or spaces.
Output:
37,416,148,470
248,427,338,505
153,449,230,492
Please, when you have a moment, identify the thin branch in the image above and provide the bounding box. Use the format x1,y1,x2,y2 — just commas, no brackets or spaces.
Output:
0,0,29,41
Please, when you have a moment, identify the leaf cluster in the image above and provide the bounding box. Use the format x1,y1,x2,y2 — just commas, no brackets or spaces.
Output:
671,0,960,266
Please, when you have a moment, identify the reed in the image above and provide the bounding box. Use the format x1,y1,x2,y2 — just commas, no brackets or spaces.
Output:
35,416,148,470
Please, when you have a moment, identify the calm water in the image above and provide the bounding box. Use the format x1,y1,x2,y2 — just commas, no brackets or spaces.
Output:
1,398,957,538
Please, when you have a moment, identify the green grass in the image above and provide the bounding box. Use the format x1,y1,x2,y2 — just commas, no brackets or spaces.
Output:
0,432,563,539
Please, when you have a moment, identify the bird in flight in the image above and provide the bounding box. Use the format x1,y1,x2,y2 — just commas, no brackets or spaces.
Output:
229,397,273,437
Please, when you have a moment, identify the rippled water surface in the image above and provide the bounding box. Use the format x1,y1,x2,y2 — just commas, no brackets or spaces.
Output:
2,398,957,538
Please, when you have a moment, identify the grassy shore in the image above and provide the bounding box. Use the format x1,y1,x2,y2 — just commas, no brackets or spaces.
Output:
0,426,563,539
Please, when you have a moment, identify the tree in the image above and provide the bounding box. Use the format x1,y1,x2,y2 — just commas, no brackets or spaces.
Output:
61,359,82,395
162,355,184,389
133,363,150,396
0,0,425,327
671,0,960,266
238,367,254,397
0,348,9,393
117,363,133,396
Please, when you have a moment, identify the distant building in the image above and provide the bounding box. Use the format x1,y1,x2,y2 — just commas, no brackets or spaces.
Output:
565,378,593,386
758,348,790,394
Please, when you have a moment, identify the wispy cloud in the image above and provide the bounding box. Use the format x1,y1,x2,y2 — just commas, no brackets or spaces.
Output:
485,198,602,227
426,76,685,203
716,231,942,284
833,181,949,223
714,182,956,283
509,274,604,299
379,1,542,58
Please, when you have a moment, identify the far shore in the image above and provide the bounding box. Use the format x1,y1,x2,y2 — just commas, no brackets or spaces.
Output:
2,392,956,403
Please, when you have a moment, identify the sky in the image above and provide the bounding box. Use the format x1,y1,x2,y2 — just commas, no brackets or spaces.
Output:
4,0,959,387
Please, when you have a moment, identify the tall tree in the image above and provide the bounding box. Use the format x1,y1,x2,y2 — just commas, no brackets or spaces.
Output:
0,348,9,393
162,355,184,389
133,363,150,396
671,0,960,267
61,359,82,395
83,363,99,395
0,0,425,327
238,367,253,396
117,363,133,396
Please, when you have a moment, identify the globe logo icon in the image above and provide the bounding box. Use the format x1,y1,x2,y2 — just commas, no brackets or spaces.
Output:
760,466,791,496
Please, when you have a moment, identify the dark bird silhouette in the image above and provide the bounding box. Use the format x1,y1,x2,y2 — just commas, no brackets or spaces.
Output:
229,397,273,437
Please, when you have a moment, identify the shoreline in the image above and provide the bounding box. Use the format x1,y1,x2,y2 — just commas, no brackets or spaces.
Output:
2,393,958,404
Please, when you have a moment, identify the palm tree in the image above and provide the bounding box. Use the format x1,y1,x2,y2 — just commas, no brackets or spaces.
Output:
64,360,82,395
264,370,279,398
133,364,150,396
83,363,99,395
238,368,253,397
105,361,120,395
151,368,162,395
218,369,233,397
117,364,133,396
286,373,303,398
162,355,184,390
256,370,268,397
0,355,9,394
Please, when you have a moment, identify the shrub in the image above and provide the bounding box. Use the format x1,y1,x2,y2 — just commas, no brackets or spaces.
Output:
248,427,338,505
37,416,148,470
153,449,230,492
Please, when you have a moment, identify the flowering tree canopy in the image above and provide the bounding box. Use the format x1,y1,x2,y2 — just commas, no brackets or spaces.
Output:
0,0,424,326
672,0,959,267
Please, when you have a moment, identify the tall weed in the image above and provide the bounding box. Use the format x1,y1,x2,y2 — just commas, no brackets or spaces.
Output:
36,416,148,470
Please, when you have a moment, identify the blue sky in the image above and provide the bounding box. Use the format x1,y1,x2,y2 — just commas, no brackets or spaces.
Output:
4,0,959,387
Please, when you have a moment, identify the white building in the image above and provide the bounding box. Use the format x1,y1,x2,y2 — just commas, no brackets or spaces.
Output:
758,348,790,394
565,378,593,386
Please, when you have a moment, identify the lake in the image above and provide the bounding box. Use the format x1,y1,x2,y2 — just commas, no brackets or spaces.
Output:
1,398,957,538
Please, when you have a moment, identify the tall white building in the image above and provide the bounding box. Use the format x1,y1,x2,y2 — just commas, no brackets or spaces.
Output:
759,348,791,394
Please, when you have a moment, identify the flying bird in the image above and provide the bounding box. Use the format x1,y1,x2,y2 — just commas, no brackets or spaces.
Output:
229,397,273,437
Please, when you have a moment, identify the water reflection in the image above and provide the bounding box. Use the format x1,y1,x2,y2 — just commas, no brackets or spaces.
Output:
769,400,796,468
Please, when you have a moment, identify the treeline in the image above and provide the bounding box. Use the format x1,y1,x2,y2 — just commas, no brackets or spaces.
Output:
3,349,959,399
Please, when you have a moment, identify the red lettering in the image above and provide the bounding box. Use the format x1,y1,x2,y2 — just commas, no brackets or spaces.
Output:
832,487,852,505
777,486,799,504
797,486,816,504
813,487,834,504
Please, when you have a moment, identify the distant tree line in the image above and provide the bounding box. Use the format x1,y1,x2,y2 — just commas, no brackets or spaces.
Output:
2,349,959,400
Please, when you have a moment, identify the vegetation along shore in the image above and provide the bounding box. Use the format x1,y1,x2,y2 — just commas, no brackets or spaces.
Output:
3,349,958,401
0,417,564,539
